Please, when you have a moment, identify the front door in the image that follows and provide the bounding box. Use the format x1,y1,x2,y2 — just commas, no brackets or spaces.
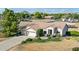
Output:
48,29,52,35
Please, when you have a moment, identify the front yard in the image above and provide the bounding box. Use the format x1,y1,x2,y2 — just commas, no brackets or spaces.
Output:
9,37,79,51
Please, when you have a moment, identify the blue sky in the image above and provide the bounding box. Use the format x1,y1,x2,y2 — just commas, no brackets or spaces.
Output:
0,8,79,14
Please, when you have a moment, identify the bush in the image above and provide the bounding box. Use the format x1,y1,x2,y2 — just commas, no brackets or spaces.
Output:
37,37,42,40
72,47,79,51
26,38,33,41
37,39,46,42
21,37,62,44
66,31,71,36
35,37,47,42
21,41,26,44
66,31,79,36
48,36,51,40
47,36,62,41
36,29,44,37
21,38,33,44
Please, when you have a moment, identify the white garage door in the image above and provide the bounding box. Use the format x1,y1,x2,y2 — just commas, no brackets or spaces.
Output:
28,31,36,37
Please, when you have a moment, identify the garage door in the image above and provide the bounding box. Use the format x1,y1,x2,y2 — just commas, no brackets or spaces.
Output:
28,31,36,37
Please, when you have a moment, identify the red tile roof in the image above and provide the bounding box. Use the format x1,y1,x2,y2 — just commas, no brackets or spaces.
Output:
20,21,67,30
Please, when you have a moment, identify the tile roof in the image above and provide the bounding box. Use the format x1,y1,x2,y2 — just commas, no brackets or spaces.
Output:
19,21,67,30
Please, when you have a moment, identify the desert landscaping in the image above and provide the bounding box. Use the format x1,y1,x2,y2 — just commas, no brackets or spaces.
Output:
9,37,79,51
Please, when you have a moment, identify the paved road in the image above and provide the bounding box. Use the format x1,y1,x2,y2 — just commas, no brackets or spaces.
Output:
0,36,34,51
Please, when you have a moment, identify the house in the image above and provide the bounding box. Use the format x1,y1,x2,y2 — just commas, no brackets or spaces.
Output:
62,18,79,23
44,16,54,19
19,21,68,37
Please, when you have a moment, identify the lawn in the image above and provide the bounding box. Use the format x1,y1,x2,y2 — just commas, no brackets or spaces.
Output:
9,37,79,51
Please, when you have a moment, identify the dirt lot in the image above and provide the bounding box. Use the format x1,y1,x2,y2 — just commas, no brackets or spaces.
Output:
0,32,7,42
9,39,79,51
0,38,7,42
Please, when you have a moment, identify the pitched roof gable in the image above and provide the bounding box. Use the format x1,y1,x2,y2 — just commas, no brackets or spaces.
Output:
20,21,67,30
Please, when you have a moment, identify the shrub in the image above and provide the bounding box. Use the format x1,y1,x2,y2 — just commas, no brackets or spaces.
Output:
21,38,33,44
26,38,33,41
66,31,79,36
21,36,62,44
47,36,56,41
48,36,51,40
66,31,71,36
72,47,79,51
71,31,79,36
35,37,47,42
36,29,44,37
38,39,46,42
21,41,26,44
37,37,42,40
47,36,62,41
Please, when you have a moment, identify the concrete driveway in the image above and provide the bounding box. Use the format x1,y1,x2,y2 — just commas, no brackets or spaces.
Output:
0,36,34,51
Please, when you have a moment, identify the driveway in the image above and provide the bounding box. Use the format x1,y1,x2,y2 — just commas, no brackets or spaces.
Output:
0,36,34,51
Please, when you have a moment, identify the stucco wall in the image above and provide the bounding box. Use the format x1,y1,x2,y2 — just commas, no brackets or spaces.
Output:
44,27,54,36
23,25,68,37
26,28,36,37
57,28,63,36
57,25,68,36
62,25,68,36
21,28,26,35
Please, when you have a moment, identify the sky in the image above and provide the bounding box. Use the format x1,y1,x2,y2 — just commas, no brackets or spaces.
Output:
0,8,79,14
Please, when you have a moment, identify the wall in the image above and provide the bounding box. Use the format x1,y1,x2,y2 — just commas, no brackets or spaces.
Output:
26,28,36,37
62,25,68,36
57,28,63,36
22,25,68,37
44,27,54,36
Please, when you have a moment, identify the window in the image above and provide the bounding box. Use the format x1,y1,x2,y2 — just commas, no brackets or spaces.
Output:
48,29,52,35
44,31,46,34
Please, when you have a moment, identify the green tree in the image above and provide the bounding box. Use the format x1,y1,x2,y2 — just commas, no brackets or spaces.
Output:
73,14,79,19
43,13,48,16
42,13,49,18
62,13,79,20
52,14,64,20
36,29,44,37
1,8,18,37
21,11,30,19
15,11,31,21
34,12,42,19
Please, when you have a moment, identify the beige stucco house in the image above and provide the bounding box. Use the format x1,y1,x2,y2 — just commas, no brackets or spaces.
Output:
19,21,68,37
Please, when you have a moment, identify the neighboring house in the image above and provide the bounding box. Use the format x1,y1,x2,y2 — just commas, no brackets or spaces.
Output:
62,18,79,23
44,16,54,19
19,21,68,37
